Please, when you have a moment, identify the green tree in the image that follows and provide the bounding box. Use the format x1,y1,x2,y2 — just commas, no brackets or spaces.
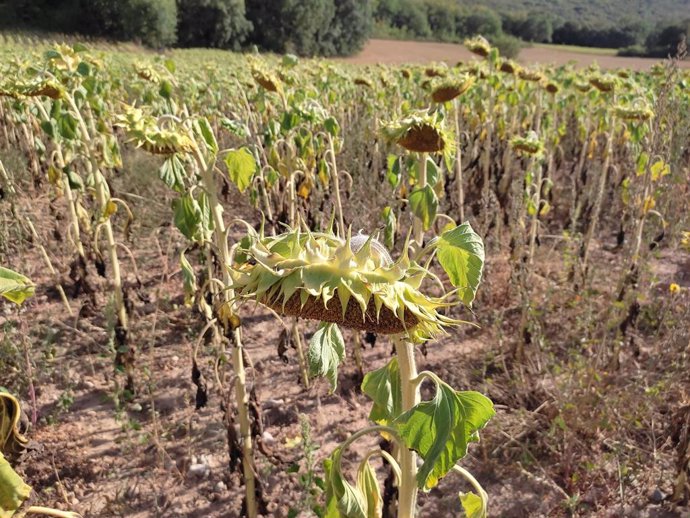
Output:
177,0,251,49
321,0,373,56
246,0,335,55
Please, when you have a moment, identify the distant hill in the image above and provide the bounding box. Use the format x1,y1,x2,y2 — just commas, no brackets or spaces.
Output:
465,0,690,27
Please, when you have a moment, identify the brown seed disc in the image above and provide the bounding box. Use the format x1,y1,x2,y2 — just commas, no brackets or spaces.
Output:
397,124,445,153
263,293,418,334
432,86,462,103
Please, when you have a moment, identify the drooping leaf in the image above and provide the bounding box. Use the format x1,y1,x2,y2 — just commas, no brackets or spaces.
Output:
0,267,35,305
394,382,494,490
180,251,197,307
409,185,438,231
459,491,485,518
159,154,187,193
308,322,345,391
0,452,31,518
224,148,258,193
381,207,396,250
357,460,383,518
436,222,484,306
362,358,402,424
195,117,218,155
324,448,368,518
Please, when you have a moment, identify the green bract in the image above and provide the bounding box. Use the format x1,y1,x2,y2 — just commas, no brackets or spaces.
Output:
232,226,458,342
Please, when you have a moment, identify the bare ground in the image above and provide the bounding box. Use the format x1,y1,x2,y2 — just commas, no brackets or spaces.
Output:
342,39,690,70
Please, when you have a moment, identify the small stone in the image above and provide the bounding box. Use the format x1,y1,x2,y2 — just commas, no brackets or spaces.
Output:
262,431,276,445
171,355,180,363
129,403,143,412
214,481,227,493
188,463,210,478
649,488,666,503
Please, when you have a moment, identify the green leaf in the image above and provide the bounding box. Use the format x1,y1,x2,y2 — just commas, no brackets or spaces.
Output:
308,322,345,391
195,117,218,155
0,452,31,518
324,448,367,518
386,155,401,189
57,112,78,140
324,117,340,137
224,148,258,193
180,251,197,307
357,460,383,518
0,266,35,305
66,168,84,192
159,154,186,193
436,222,485,306
394,381,494,490
409,185,438,231
362,358,402,424
459,491,485,518
159,79,173,100
381,206,396,250
425,157,440,187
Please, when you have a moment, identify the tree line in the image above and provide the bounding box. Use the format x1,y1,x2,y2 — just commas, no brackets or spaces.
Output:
0,0,687,58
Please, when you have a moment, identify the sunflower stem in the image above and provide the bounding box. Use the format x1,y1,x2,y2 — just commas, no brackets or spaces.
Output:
393,334,420,518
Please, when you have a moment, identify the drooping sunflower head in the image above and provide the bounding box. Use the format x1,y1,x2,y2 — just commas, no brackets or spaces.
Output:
464,36,491,58
589,74,617,93
116,106,196,156
613,103,654,122
231,226,458,342
499,59,521,75
430,74,475,103
250,63,281,93
381,110,454,155
510,131,544,156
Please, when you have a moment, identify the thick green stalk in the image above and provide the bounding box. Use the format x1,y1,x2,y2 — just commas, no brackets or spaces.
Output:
393,335,420,518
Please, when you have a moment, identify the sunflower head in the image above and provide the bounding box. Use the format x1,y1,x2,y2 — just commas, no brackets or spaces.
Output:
430,75,475,103
381,110,454,155
613,104,654,121
116,106,196,156
465,36,491,58
510,131,544,156
589,74,617,93
232,226,459,342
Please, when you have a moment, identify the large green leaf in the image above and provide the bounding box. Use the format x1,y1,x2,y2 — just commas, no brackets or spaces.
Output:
436,222,484,306
361,358,402,425
308,322,345,391
224,148,258,193
0,267,35,305
0,452,31,518
409,185,438,231
324,449,367,518
394,382,494,490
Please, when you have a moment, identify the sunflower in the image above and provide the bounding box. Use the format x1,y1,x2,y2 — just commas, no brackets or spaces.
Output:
232,226,459,342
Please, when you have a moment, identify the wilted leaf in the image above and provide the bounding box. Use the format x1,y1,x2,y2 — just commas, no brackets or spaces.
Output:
409,185,438,231
436,222,484,306
308,322,345,391
224,148,258,193
0,266,35,305
394,381,494,490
